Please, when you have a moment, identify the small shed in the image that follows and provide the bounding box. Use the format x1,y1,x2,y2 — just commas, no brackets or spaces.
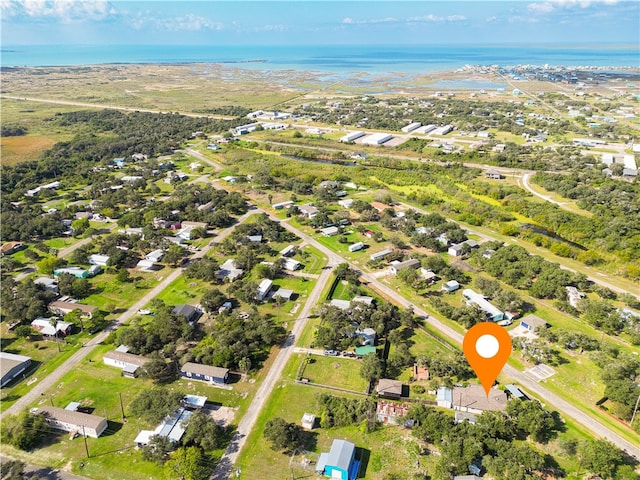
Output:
519,314,547,333
301,413,316,430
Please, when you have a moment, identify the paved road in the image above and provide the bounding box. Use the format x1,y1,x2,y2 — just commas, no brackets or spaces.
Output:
185,145,640,461
271,215,640,461
0,95,234,120
522,172,564,207
57,224,117,259
0,212,255,420
211,256,337,480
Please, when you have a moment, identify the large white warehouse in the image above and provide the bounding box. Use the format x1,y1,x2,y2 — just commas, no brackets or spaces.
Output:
401,122,421,133
362,133,393,145
433,125,453,135
414,124,437,134
340,131,366,142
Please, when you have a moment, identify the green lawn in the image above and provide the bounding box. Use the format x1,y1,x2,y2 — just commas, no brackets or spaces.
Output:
299,354,369,393
295,244,327,274
84,271,160,311
153,274,210,307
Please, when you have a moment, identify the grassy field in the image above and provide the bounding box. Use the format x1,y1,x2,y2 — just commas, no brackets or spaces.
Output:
1,343,262,479
84,271,160,312
298,354,369,393
152,274,210,307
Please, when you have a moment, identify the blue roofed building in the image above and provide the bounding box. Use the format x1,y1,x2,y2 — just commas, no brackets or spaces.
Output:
316,439,359,480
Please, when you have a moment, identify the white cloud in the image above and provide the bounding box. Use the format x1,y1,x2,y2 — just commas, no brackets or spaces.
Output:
1,0,118,20
407,14,467,23
131,12,223,32
254,24,287,32
527,2,556,14
508,15,540,23
528,0,619,14
341,16,398,25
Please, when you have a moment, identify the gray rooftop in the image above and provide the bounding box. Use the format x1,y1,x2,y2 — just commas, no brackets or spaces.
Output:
326,439,355,472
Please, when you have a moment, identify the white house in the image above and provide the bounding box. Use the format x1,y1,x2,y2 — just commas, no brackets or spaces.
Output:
103,346,150,378
462,289,504,321
370,248,393,262
145,249,164,263
442,280,460,292
257,279,273,301
34,406,107,438
282,258,301,271
348,242,365,252
362,133,392,145
320,226,339,237
88,254,110,267
390,259,420,275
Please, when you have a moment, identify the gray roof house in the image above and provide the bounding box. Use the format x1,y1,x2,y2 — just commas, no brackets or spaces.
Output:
34,406,108,438
172,304,201,324
0,352,32,388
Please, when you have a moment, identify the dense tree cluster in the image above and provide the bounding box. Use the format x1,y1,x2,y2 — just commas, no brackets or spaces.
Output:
1,110,239,198
129,388,184,425
1,278,56,323
407,399,562,479
1,411,50,450
263,417,303,453
190,308,284,370
316,393,376,430
116,308,196,356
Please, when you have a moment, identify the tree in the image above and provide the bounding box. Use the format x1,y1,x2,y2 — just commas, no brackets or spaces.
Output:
163,446,208,480
580,439,623,479
129,388,184,424
360,353,384,384
200,288,227,313
36,256,63,275
143,357,177,384
141,434,174,464
506,399,558,443
71,218,90,236
116,268,131,283
182,410,224,451
263,417,302,452
0,459,25,480
14,325,35,338
1,411,50,450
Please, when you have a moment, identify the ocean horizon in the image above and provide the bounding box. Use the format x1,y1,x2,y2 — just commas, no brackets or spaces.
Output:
2,44,639,73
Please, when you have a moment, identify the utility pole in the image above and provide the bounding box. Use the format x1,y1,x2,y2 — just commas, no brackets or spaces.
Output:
118,392,125,421
82,425,90,458
630,391,640,425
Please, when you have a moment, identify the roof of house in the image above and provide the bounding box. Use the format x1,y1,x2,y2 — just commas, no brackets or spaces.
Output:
520,314,547,328
326,439,355,471
0,352,31,379
371,201,391,212
103,350,150,367
48,301,97,314
437,386,453,403
454,411,478,424
36,406,106,431
330,299,351,310
0,242,23,254
453,384,508,412
274,289,294,300
181,362,229,379
392,258,420,271
30,319,73,336
376,378,403,397
173,304,199,320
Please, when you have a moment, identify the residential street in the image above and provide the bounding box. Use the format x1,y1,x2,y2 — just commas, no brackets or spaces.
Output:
0,211,255,420
211,255,337,480
272,214,640,461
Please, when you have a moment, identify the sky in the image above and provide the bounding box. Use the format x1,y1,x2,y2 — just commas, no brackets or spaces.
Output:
1,0,639,46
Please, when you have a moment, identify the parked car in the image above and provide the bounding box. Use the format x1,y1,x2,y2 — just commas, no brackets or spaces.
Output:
323,349,339,356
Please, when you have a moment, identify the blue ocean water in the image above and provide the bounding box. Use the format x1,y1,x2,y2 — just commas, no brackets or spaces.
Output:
1,44,638,72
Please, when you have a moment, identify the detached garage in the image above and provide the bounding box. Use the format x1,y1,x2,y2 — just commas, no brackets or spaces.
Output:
519,314,547,333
